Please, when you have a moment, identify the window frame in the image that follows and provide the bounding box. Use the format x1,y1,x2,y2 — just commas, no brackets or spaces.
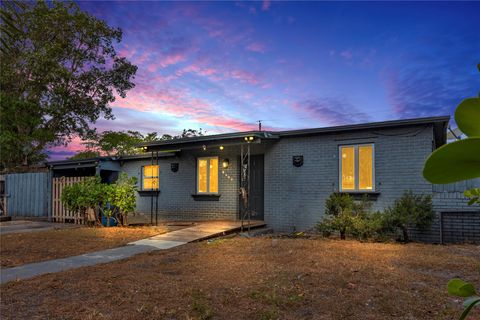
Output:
142,164,160,191
338,143,375,192
197,156,219,194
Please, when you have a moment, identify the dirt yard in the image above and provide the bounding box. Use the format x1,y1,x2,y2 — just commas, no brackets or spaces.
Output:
0,226,169,267
1,237,479,320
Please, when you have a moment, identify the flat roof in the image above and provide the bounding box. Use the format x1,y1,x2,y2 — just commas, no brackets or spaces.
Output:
46,116,450,165
140,116,450,150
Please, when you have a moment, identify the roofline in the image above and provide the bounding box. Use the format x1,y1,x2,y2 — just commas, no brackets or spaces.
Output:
139,116,450,148
47,116,451,165
47,152,178,166
276,116,450,137
139,131,279,148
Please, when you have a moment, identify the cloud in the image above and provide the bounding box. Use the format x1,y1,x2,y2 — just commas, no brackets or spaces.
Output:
382,33,480,120
340,50,353,60
246,42,266,53
262,0,271,11
293,97,370,126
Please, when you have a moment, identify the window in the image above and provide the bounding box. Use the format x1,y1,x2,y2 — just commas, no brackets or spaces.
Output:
197,157,218,194
339,144,374,191
143,165,159,190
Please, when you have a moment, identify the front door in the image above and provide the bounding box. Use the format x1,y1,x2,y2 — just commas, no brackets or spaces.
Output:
239,155,264,220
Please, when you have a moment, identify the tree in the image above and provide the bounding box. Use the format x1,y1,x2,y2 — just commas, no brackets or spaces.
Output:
0,1,26,53
0,1,137,170
68,150,100,160
69,128,205,158
96,130,144,156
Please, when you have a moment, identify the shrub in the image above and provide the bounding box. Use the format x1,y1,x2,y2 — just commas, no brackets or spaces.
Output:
316,193,373,240
61,176,108,222
106,173,138,225
61,173,137,226
383,191,434,242
316,191,433,242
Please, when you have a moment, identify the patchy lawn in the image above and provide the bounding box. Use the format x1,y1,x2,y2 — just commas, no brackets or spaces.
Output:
1,238,479,320
0,226,169,267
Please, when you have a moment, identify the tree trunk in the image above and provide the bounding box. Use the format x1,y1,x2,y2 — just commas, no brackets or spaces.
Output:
401,226,409,242
340,229,346,240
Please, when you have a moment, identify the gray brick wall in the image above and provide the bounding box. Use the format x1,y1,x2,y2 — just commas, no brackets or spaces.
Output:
121,149,239,221
264,124,435,232
118,125,479,243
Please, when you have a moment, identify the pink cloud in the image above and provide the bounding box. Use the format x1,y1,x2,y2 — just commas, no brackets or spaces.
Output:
262,0,271,11
159,53,186,68
230,69,260,85
246,42,266,53
340,50,353,60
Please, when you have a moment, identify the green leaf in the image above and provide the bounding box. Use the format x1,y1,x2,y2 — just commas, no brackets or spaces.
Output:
448,279,477,297
423,138,480,184
455,98,480,137
459,296,480,320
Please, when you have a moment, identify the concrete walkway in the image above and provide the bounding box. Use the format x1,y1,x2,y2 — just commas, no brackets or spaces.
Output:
0,220,264,284
0,220,79,235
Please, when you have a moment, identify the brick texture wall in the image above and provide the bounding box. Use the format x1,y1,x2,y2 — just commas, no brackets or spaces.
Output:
119,125,479,243
121,149,239,221
264,124,435,232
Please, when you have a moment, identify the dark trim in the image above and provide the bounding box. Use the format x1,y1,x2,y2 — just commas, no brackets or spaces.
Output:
191,194,221,201
137,190,160,197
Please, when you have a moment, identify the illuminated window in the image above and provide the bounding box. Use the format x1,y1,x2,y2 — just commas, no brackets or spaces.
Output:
143,165,159,190
197,157,218,193
339,144,374,191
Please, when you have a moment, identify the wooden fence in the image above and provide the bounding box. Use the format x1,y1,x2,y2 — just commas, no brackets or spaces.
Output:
52,176,87,224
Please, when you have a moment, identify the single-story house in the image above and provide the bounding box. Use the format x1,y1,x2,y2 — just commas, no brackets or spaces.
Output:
40,116,477,242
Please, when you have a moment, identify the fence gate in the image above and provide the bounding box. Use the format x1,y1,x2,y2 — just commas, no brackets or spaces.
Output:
52,176,87,224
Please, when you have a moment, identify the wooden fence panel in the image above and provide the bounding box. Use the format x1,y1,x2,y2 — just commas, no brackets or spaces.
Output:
52,176,87,224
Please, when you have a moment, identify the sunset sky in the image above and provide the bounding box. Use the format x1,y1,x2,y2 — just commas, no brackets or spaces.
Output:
50,1,480,159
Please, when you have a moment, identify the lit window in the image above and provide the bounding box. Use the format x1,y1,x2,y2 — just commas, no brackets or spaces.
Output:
143,165,159,190
197,157,218,193
339,144,374,191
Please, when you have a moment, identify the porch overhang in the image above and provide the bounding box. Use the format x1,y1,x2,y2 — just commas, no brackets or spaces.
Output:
139,131,279,152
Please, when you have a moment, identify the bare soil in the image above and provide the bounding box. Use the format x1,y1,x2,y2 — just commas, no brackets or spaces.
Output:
0,226,169,267
1,238,479,320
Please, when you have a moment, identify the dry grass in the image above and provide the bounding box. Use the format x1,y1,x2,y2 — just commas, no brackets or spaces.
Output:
1,237,479,320
0,226,168,267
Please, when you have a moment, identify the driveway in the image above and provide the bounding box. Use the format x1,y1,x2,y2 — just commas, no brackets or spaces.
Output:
0,220,79,235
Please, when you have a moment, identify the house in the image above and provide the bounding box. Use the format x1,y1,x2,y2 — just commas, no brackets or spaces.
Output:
36,116,479,242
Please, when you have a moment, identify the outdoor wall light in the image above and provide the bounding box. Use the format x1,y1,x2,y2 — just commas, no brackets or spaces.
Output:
219,146,224,150
222,158,230,169
202,145,207,151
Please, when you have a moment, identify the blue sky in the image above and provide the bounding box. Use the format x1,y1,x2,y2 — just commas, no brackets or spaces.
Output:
52,1,480,158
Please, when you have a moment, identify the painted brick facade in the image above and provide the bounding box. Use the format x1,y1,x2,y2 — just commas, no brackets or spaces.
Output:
120,123,479,242
264,124,435,232
121,149,239,222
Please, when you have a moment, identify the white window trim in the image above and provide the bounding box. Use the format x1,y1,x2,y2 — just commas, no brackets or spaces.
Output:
338,144,375,192
197,157,219,194
142,165,160,190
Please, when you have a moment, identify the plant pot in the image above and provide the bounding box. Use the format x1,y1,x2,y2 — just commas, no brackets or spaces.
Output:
101,216,117,227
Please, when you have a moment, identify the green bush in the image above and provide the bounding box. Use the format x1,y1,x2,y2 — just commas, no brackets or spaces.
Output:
316,191,433,242
384,191,434,242
61,173,137,226
61,176,108,220
316,193,374,240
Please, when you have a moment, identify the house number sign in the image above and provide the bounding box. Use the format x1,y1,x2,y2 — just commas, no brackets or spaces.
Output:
292,155,303,167
171,163,179,172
